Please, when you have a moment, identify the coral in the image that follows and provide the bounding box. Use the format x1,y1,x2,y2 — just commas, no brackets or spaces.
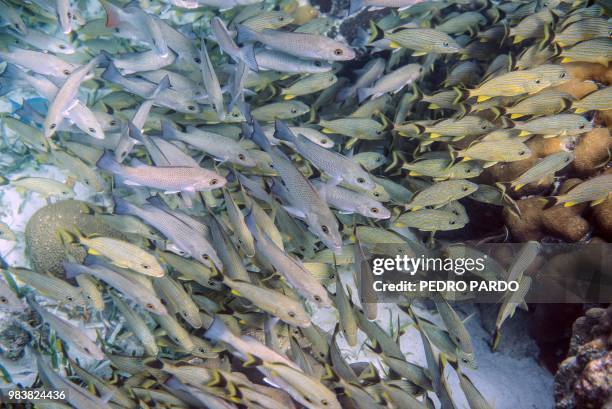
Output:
563,62,612,85
552,79,599,100
25,200,124,277
573,128,612,176
504,179,590,242
555,306,612,409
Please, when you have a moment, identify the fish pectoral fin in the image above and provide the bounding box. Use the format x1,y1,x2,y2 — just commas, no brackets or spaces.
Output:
283,94,296,100
518,130,531,137
476,95,492,102
563,201,577,207
411,51,427,56
483,161,498,168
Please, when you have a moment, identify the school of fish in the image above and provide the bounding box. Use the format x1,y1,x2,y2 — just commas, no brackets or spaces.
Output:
0,0,610,408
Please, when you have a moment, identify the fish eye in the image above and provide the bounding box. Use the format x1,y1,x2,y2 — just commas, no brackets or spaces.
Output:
321,225,329,234
518,150,526,156
443,41,449,47
314,295,322,302
322,399,329,406
314,61,322,67
88,127,96,133
67,12,72,18
334,48,343,56
288,311,296,318
481,124,488,129
115,28,120,33
84,347,90,354
278,16,285,21
357,177,365,184
560,72,566,78
419,67,424,72
181,311,188,317
210,178,218,185
63,69,70,75
375,157,381,162
449,220,456,225
59,44,66,49
187,105,195,111
238,153,246,161
371,207,379,214
373,192,380,197
50,123,57,129
202,254,209,260
232,112,240,117
146,303,154,309
208,280,216,286
0,297,7,303
290,108,298,114
535,79,541,84
142,264,150,269
375,130,382,135
579,124,585,129
67,296,74,302
462,357,469,363
110,120,117,126
299,246,306,252
462,186,469,191
320,138,327,144
465,168,471,173
84,180,90,185
194,57,201,64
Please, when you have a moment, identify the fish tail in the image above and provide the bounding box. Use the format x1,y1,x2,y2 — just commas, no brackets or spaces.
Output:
160,119,178,141
204,316,230,343
96,150,123,175
101,62,123,84
349,0,365,15
112,195,134,216
249,119,273,153
367,21,384,44
452,86,469,104
99,0,121,28
240,43,259,72
357,87,373,103
542,196,560,210
539,22,554,52
273,120,296,143
489,106,504,120
412,82,424,101
143,358,164,370
235,24,258,44
243,353,263,368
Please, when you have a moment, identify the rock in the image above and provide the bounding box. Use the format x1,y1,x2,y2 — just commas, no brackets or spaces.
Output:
573,128,612,176
555,306,612,409
25,200,125,277
503,197,546,241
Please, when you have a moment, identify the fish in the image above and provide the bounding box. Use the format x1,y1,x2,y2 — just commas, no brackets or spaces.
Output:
501,90,574,119
560,37,612,66
319,117,387,140
0,46,79,78
109,291,158,356
275,120,375,190
97,151,225,193
255,49,333,74
573,87,612,113
511,151,574,190
553,17,610,47
75,274,105,312
246,210,332,307
313,180,390,219
63,261,167,315
241,10,294,31
433,293,477,369
237,25,356,61
33,350,113,409
369,24,463,55
58,229,165,277
546,174,612,207
405,180,478,210
44,54,106,139
393,208,467,231
0,278,23,312
454,139,532,166
29,297,105,360
224,277,311,327
211,17,258,72
281,72,338,99
357,63,423,102
252,100,310,121
153,275,202,329
10,268,86,306
512,114,593,137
